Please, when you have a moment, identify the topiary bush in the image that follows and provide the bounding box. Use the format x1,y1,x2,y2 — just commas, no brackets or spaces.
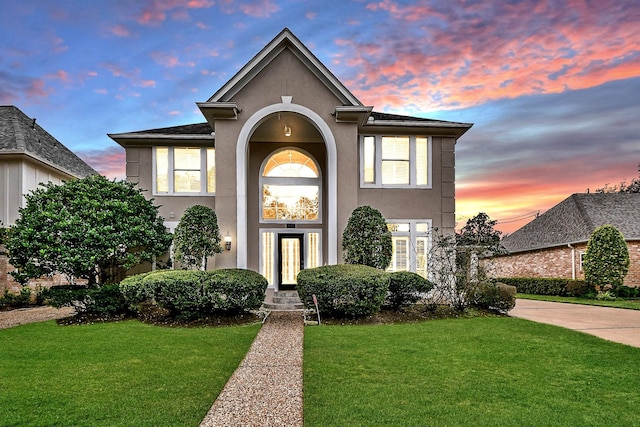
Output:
583,224,630,290
342,206,392,270
472,281,516,313
296,264,389,318
385,271,434,310
120,269,268,320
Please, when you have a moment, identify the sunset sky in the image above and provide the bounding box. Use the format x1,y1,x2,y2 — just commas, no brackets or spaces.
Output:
1,0,638,234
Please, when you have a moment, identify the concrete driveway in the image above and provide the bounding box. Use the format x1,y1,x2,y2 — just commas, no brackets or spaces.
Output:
510,299,640,348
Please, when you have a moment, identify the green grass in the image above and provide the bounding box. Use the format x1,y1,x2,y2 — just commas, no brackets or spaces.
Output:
304,317,640,426
518,293,640,310
0,320,260,427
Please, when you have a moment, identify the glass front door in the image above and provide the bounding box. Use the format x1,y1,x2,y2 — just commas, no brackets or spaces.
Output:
278,233,304,290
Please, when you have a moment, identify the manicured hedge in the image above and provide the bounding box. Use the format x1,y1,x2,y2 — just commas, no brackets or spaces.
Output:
120,269,268,319
43,284,130,316
472,282,516,313
496,277,594,297
297,264,389,318
386,271,434,310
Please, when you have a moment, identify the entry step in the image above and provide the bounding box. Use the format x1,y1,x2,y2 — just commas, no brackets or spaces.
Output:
263,291,305,310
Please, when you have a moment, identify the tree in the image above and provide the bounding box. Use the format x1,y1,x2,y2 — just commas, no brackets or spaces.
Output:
172,205,223,270
595,164,640,193
342,205,392,270
456,212,506,256
7,175,172,286
583,224,630,289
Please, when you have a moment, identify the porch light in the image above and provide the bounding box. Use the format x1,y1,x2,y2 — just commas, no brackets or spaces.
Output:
224,233,232,251
283,125,292,137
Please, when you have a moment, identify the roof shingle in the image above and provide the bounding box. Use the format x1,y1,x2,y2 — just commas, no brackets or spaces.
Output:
502,193,640,253
0,105,96,178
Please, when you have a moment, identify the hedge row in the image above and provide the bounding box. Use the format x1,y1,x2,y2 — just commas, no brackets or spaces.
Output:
120,269,268,319
496,277,594,297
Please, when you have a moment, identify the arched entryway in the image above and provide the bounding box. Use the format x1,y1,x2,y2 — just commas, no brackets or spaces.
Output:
236,100,337,289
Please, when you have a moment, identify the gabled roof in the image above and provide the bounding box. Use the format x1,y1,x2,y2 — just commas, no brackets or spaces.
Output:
502,193,640,253
0,105,96,178
206,28,363,106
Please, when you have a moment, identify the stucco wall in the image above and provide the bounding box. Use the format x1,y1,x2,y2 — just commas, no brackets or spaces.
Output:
492,241,640,287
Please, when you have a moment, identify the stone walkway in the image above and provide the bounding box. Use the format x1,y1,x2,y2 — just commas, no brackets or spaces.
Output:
199,311,304,427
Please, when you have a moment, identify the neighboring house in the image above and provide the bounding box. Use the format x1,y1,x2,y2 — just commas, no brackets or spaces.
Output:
0,105,97,291
109,28,472,291
493,193,640,287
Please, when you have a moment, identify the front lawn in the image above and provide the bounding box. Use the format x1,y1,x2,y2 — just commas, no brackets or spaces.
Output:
304,317,640,426
518,293,640,310
0,320,260,426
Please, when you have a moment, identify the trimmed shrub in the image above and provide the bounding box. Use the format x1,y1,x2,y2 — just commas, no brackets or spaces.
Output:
43,284,129,316
0,287,32,310
612,285,640,299
566,280,596,297
342,206,392,270
297,264,389,318
120,269,268,319
496,277,589,296
472,282,516,313
583,224,630,289
386,271,434,310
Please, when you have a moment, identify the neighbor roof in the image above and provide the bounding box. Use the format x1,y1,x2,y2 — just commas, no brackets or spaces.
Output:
0,105,96,178
502,193,640,253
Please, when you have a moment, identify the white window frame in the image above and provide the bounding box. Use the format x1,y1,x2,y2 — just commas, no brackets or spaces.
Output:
259,147,322,224
360,135,432,188
386,220,432,276
153,146,215,196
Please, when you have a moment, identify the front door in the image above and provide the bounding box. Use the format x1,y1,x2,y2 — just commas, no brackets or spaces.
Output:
278,233,304,290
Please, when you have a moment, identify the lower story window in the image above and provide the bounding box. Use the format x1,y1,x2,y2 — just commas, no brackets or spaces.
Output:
387,221,431,278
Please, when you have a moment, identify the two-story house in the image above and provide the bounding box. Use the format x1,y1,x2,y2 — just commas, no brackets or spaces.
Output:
109,28,472,291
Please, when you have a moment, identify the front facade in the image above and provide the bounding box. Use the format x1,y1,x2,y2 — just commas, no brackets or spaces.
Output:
494,193,640,287
110,29,472,290
0,105,97,292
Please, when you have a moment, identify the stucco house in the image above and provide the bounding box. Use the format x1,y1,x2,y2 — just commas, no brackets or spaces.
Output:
0,105,97,291
493,193,640,287
109,28,472,291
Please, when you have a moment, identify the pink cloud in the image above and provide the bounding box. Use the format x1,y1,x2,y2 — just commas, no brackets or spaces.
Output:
46,70,70,82
339,0,640,111
168,110,181,115
78,147,126,180
239,0,279,17
110,24,132,37
94,88,108,95
136,0,215,25
26,79,51,99
138,80,156,87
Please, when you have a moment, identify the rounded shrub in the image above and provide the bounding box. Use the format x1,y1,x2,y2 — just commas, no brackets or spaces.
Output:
472,281,516,313
583,224,630,289
120,269,268,319
296,264,390,318
386,271,434,310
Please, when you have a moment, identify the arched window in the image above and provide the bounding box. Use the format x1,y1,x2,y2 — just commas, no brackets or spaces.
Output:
261,148,321,221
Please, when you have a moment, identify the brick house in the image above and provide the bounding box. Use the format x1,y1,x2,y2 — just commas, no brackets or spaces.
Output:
109,28,473,291
0,105,96,292
493,193,640,287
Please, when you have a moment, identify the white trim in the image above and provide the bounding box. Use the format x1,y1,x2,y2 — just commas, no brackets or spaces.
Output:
152,147,215,196
359,135,433,189
236,102,337,269
387,219,433,275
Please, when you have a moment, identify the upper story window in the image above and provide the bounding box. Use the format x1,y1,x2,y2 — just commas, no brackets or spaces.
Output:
361,135,431,188
154,147,215,195
261,148,321,222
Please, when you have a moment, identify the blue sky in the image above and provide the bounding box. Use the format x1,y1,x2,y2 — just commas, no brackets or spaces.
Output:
1,0,639,233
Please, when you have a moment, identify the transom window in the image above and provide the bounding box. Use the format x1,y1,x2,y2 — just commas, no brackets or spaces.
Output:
155,147,215,195
361,135,431,187
387,220,431,278
261,148,321,222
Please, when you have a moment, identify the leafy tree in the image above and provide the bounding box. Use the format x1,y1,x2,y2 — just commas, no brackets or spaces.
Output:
172,205,222,270
583,224,630,289
595,164,640,193
456,212,506,256
342,205,392,270
7,175,172,286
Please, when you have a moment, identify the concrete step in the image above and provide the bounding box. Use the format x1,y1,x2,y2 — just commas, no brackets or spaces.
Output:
263,291,305,310
263,302,306,310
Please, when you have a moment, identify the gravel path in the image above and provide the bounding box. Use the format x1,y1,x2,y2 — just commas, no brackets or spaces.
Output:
0,306,74,330
200,310,304,427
